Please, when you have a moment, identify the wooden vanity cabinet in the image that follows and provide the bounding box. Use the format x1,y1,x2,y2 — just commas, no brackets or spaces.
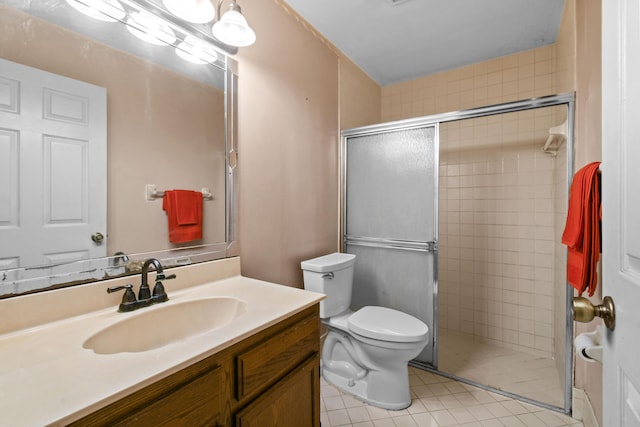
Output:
71,304,320,427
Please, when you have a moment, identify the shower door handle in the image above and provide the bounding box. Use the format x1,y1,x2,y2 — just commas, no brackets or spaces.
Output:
344,236,438,253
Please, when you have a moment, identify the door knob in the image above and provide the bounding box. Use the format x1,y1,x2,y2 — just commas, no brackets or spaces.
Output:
91,232,105,243
572,296,615,330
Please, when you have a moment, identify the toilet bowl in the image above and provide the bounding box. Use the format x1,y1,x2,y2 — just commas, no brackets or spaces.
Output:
301,252,429,410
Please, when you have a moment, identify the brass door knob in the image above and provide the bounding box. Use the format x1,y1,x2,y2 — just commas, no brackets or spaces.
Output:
91,232,105,243
572,296,615,330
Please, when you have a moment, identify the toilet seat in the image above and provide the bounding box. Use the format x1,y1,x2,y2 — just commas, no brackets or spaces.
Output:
326,306,428,343
347,306,429,343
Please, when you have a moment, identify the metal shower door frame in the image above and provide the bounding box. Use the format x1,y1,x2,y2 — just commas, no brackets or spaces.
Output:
340,92,576,414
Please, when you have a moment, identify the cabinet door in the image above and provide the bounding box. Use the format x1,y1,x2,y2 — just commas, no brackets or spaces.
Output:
235,355,320,427
236,310,319,401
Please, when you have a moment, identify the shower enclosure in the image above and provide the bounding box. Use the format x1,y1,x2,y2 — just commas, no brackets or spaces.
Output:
341,93,574,413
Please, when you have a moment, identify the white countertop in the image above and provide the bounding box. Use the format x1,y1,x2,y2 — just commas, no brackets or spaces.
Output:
0,258,324,426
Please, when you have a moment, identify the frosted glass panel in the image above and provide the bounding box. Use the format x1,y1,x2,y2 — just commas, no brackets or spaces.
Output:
346,127,436,241
346,244,435,364
344,124,438,365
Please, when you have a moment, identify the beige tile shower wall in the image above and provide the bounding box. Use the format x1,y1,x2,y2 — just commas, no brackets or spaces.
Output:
438,108,563,357
381,45,556,122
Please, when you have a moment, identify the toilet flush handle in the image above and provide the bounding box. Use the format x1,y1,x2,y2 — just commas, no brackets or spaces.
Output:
322,272,334,279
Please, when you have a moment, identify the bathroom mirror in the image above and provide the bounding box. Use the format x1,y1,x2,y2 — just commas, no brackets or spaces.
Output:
0,0,238,297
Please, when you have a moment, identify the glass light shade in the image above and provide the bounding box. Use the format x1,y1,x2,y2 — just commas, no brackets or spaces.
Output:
126,12,177,46
65,0,126,22
176,36,219,64
162,0,215,24
212,8,256,47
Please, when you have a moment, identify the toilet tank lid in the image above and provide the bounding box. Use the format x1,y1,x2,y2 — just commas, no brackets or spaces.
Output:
347,306,429,342
300,252,356,273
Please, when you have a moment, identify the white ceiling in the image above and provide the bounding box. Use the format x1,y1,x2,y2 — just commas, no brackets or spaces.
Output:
283,0,566,86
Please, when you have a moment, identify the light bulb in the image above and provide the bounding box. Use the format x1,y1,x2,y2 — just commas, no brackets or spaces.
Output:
162,0,215,24
212,5,256,47
176,36,219,64
126,12,177,46
65,0,126,22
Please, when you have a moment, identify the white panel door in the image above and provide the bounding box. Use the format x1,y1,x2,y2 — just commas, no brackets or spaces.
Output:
602,0,640,425
0,58,107,269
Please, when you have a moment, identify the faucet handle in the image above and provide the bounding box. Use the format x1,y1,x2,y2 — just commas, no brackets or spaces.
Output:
151,273,174,302
152,281,169,302
107,284,137,311
107,284,135,300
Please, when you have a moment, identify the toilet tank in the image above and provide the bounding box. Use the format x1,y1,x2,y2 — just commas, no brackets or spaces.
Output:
300,252,356,318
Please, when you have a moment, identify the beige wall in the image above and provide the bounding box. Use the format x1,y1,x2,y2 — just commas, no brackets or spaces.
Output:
236,0,341,287
339,56,382,130
552,0,577,412
573,0,603,424
0,6,226,258
556,0,577,94
552,116,569,397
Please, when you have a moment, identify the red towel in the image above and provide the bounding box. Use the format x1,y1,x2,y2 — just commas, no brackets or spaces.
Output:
561,162,601,296
162,190,203,243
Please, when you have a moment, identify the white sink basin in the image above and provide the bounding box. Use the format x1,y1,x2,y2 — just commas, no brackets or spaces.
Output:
84,297,247,354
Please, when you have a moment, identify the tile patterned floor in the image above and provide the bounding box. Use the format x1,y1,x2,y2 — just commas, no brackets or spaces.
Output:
320,367,583,427
438,331,565,408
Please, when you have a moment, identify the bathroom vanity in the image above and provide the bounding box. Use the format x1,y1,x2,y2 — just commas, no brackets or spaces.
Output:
0,258,323,426
72,304,320,426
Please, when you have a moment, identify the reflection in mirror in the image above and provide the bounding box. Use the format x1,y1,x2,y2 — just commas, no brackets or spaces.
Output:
0,0,238,297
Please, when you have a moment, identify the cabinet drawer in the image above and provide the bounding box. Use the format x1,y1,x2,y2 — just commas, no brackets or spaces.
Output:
72,363,224,427
113,365,224,427
236,312,319,401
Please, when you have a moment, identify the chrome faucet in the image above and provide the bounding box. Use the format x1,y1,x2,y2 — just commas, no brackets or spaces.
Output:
107,258,176,312
110,251,129,267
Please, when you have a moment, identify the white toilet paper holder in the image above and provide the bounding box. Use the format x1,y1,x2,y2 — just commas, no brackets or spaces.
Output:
575,326,603,363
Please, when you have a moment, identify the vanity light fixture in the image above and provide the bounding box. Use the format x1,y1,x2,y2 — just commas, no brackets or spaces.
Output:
161,0,215,24
126,11,177,45
212,0,256,48
65,0,126,22
176,36,219,64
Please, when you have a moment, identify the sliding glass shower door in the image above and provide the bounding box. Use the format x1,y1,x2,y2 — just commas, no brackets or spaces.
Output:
342,125,438,364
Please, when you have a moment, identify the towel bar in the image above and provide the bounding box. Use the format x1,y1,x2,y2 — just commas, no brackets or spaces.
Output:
145,184,213,201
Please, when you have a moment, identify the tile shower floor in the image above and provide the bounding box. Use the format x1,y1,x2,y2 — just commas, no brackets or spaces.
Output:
438,331,564,408
320,367,582,427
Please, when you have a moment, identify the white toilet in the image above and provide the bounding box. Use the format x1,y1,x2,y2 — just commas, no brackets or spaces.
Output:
301,252,429,410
